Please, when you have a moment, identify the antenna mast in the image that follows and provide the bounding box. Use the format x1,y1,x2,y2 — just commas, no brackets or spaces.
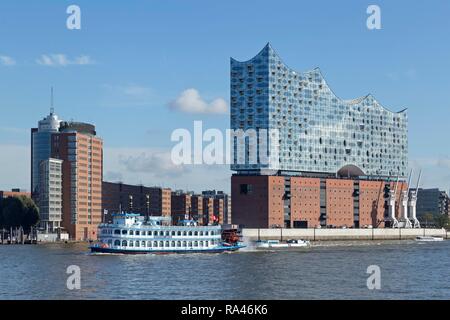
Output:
50,86,54,114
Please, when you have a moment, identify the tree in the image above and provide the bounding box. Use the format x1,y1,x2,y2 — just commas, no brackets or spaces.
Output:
434,214,450,229
1,196,39,233
422,212,435,227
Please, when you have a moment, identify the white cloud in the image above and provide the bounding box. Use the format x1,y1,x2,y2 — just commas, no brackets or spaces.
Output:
104,147,230,192
0,55,16,66
100,84,154,107
118,151,188,178
169,88,227,114
104,171,123,182
36,54,94,67
103,84,153,99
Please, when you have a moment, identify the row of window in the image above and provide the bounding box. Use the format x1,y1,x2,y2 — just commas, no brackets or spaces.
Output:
108,239,217,248
102,228,218,237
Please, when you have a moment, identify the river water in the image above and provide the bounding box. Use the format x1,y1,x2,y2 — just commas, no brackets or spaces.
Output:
0,240,449,300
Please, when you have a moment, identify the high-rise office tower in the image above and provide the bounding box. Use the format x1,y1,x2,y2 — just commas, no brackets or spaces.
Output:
51,121,103,240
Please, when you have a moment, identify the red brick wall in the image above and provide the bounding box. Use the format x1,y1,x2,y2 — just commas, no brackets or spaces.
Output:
326,179,354,227
213,198,224,224
359,181,385,227
202,197,214,225
53,132,103,240
290,177,321,228
268,176,284,228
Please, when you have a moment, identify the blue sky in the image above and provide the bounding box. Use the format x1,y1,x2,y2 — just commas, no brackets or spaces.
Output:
0,0,449,192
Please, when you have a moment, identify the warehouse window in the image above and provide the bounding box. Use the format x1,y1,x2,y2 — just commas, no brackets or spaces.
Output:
240,184,253,195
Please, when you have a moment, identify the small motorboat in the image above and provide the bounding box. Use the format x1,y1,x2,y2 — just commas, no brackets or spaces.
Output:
415,236,444,242
255,239,310,249
286,239,310,247
255,240,287,248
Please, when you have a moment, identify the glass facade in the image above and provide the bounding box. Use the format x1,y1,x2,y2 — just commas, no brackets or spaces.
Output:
31,112,62,194
230,43,408,178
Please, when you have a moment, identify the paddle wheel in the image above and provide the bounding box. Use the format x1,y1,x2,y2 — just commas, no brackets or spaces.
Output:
221,228,241,245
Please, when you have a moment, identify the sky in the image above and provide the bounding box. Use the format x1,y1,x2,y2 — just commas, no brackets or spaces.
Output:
0,0,449,193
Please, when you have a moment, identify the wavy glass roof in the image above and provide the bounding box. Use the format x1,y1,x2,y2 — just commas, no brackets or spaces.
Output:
230,43,408,178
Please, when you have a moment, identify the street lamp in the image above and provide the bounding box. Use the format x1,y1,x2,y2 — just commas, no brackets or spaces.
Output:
146,194,150,222
129,195,133,212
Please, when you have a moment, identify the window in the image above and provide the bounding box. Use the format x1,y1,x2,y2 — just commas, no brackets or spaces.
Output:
122,240,127,247
240,184,253,195
114,229,120,235
121,230,127,235
129,230,134,236
114,240,120,246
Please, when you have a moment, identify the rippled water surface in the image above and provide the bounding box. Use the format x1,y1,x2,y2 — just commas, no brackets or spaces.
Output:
0,240,449,299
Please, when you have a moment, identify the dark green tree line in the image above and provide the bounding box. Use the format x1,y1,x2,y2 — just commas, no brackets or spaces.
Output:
0,196,39,233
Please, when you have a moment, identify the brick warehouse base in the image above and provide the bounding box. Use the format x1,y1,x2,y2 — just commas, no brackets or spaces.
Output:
232,175,407,229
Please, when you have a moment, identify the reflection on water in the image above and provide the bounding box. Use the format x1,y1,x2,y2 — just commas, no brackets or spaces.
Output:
0,240,449,300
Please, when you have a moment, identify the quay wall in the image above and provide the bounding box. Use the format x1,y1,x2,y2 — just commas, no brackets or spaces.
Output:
242,228,448,241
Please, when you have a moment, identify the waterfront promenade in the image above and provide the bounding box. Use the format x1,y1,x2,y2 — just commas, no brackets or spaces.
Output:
242,228,447,241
